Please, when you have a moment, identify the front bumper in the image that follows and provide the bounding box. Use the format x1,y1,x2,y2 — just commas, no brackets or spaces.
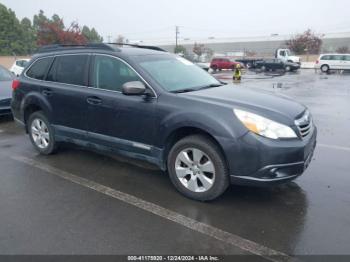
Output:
220,127,317,186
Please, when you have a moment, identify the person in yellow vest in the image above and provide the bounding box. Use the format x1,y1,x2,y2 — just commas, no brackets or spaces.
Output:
233,63,242,82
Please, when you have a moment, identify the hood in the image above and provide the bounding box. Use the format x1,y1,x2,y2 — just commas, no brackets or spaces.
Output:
289,56,300,63
0,80,13,99
184,84,306,124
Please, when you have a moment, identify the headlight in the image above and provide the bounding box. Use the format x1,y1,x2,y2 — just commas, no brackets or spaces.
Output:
234,109,297,139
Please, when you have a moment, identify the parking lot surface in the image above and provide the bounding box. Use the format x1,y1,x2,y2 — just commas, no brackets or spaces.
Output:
0,70,349,259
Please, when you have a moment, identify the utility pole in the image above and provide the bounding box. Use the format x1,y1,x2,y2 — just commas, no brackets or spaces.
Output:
175,26,179,51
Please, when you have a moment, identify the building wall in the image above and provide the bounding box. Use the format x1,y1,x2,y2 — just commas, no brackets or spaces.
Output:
0,56,30,69
160,37,350,57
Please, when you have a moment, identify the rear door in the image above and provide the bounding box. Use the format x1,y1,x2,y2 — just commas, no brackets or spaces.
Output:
43,54,90,139
341,55,350,70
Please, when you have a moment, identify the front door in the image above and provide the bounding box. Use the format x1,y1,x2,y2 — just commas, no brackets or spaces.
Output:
86,54,157,155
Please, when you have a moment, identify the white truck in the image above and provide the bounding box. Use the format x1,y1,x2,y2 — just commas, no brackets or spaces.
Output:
275,49,301,64
237,49,301,68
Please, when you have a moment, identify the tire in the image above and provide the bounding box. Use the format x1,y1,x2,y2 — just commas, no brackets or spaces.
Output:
285,66,291,72
321,64,329,73
261,65,267,71
28,111,57,155
211,65,217,72
167,135,229,201
246,62,252,69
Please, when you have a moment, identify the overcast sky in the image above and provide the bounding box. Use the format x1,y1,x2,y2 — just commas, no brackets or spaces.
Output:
2,0,350,42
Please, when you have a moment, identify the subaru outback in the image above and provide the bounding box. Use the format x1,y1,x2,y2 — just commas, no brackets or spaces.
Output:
11,43,317,201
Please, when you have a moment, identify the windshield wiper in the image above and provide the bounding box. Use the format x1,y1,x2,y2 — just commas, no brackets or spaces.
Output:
171,88,198,93
171,83,223,94
195,83,224,90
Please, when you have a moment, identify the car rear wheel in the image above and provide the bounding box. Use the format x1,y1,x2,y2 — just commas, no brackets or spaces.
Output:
285,65,291,72
261,65,267,71
321,65,329,73
167,135,229,201
28,111,57,155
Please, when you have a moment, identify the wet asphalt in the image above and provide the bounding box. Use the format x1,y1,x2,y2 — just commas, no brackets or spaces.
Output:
0,70,349,258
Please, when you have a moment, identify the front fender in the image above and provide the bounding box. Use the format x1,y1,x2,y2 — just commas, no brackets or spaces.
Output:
157,111,243,147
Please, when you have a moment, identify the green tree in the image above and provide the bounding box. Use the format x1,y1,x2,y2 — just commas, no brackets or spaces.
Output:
20,17,37,54
0,3,35,55
174,45,187,55
33,10,49,31
82,26,103,43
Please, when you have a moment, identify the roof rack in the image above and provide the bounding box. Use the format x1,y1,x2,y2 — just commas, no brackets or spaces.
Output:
35,43,116,54
35,42,167,54
107,43,167,52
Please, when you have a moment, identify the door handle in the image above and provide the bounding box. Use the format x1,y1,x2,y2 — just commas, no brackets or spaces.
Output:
87,96,102,105
42,89,53,97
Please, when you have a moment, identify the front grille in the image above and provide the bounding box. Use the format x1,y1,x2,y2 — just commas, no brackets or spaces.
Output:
295,111,313,138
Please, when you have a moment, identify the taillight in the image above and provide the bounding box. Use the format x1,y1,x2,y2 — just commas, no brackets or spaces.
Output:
12,79,20,90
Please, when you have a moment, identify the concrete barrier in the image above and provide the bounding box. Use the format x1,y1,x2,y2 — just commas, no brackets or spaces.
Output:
301,62,316,69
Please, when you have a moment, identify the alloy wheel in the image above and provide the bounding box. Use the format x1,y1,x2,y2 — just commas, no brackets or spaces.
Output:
31,118,50,149
175,148,215,193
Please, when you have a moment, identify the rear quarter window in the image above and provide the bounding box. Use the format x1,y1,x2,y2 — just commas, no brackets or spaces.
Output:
26,57,53,80
46,55,89,86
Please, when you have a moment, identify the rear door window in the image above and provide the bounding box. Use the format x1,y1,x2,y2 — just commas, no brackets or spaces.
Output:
47,55,89,86
92,55,141,92
26,57,53,80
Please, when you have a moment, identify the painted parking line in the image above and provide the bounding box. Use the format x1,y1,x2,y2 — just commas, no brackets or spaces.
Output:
318,144,350,152
10,154,295,262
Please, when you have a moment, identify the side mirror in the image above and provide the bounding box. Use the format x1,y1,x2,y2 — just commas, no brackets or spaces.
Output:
122,81,146,96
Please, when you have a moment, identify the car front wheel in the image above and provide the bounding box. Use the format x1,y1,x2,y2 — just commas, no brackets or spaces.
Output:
28,111,57,155
167,135,229,201
321,65,329,73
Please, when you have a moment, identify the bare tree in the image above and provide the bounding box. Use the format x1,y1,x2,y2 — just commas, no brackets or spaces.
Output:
336,46,349,54
286,29,322,55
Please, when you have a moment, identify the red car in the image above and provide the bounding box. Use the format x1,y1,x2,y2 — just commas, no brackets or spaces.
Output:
210,58,242,71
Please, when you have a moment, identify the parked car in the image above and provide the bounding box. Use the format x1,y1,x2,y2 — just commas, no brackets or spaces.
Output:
210,57,242,71
0,65,14,116
255,59,300,72
315,54,350,72
11,43,317,201
10,59,30,76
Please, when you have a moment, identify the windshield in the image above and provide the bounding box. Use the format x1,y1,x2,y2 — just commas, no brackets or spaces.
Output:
135,55,221,92
0,67,13,81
